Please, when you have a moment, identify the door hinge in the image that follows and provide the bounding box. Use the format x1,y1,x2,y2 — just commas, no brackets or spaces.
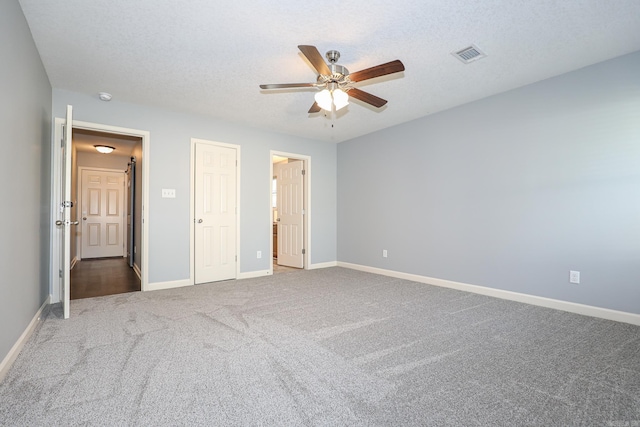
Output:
59,269,63,278
235,255,237,262
302,169,306,176
302,249,306,255
302,209,305,215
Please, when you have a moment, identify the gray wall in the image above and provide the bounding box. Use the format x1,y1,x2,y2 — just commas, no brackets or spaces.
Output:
338,52,640,315
0,0,52,363
52,90,337,283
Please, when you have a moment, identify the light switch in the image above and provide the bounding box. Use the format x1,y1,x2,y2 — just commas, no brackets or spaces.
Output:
161,188,176,198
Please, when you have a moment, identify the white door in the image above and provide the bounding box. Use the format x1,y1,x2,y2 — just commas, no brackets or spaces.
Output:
194,142,237,284
277,160,304,268
58,105,73,319
80,169,125,258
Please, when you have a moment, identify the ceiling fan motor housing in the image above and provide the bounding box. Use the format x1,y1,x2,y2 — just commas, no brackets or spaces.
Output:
329,63,349,78
322,50,350,82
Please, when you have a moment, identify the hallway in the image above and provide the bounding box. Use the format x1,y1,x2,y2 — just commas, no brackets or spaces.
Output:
71,258,141,300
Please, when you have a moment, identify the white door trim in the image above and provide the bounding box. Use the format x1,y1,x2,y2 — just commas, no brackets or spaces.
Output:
51,118,150,300
77,167,127,260
269,150,311,275
190,138,241,284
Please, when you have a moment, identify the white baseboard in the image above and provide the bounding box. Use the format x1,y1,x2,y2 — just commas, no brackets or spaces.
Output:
0,296,50,383
338,262,640,326
239,262,337,277
309,261,338,270
238,270,271,279
145,279,192,292
133,263,141,280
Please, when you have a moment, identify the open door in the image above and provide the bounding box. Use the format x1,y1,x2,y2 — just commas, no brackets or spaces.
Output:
277,160,304,268
58,105,74,318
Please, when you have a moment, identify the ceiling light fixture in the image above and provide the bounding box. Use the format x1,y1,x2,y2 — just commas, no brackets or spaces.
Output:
314,86,349,112
314,89,333,111
94,145,115,154
98,92,112,101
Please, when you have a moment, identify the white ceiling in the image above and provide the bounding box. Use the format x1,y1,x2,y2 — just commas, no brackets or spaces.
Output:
18,0,640,143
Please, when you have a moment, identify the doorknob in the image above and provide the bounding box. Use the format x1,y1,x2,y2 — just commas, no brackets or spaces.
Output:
55,220,63,226
83,217,87,220
72,221,79,225
198,219,203,223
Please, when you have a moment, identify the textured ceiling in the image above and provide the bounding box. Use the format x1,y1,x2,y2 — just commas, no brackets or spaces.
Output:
18,0,640,143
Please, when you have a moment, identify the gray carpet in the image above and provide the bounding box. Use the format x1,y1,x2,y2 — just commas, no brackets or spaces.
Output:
1,267,639,426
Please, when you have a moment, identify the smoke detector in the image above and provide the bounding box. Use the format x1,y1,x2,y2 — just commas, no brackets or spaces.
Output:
98,92,112,101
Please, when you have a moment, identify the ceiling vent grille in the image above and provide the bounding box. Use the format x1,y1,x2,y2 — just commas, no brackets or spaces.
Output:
452,45,486,64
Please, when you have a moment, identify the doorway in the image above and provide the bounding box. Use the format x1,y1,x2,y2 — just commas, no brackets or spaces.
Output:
51,117,150,308
71,130,142,298
271,151,310,274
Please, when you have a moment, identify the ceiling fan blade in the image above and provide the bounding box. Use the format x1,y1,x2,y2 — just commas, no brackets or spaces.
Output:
259,83,317,89
348,88,388,108
308,102,322,113
298,45,331,76
348,60,405,83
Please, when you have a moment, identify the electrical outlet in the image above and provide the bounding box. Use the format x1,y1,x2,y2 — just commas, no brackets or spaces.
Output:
257,251,262,259
382,249,388,258
569,270,580,284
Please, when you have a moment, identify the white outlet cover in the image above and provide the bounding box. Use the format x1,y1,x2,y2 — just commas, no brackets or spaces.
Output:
569,270,580,284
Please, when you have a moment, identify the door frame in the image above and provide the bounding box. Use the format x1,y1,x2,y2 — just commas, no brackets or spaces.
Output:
269,150,311,274
51,118,150,300
189,138,241,284
77,167,127,260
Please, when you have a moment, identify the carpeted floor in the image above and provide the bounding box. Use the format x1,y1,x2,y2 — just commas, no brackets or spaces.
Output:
1,267,639,426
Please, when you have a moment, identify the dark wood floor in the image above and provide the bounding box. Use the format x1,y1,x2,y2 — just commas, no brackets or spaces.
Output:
71,257,141,300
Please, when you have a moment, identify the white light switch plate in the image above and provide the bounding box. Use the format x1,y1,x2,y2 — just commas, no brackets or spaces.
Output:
161,188,176,198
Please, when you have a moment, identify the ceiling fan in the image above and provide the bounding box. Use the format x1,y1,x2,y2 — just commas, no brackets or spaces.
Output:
259,45,405,113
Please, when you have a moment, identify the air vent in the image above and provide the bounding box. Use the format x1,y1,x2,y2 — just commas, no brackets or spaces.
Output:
452,45,486,64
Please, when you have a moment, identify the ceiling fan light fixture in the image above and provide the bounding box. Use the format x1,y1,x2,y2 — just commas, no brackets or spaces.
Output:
314,89,333,111
260,45,404,113
94,145,115,154
333,89,349,110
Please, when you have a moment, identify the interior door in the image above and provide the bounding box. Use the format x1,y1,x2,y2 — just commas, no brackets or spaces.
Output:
277,160,304,268
194,142,237,284
59,105,73,319
80,169,125,258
